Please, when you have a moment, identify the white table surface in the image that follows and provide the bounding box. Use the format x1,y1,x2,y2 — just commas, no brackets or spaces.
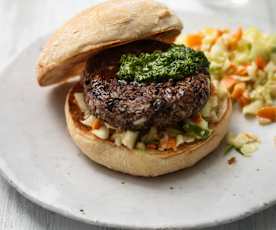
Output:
0,0,276,229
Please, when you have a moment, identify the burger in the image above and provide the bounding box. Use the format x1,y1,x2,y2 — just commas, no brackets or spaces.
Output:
37,0,232,177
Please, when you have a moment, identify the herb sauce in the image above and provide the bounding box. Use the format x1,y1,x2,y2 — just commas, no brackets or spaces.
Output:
117,45,209,83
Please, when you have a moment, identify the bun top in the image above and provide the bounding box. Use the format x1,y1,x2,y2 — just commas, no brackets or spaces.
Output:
37,0,183,86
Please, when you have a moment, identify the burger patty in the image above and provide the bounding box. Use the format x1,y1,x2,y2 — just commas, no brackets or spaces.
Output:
82,40,210,131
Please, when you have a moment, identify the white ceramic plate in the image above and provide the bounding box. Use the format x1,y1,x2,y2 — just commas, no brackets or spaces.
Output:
0,10,275,230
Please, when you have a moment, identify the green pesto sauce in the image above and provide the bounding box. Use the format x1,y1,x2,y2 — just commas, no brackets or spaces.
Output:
117,45,210,83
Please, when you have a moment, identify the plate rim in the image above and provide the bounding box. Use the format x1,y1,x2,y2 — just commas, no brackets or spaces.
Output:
1,151,275,230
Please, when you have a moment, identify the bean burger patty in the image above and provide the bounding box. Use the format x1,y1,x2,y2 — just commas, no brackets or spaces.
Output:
82,40,210,131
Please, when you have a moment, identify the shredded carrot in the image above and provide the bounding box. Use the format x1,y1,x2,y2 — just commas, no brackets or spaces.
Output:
91,118,102,129
160,135,168,148
167,137,177,150
227,64,249,76
236,65,248,76
237,91,250,107
228,27,243,50
186,33,202,48
255,56,267,70
234,27,243,41
226,63,237,75
231,82,246,100
147,144,158,150
160,135,177,150
256,106,276,121
221,75,237,90
191,113,202,123
210,29,225,48
217,29,225,37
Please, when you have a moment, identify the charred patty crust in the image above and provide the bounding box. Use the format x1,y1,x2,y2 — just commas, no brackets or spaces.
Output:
82,40,210,131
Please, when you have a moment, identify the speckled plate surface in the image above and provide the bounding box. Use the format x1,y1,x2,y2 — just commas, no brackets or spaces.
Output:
0,10,275,229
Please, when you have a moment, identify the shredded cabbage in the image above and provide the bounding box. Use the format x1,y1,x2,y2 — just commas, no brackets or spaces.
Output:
183,27,276,124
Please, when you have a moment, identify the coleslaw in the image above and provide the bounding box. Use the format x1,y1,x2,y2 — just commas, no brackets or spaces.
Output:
180,27,276,125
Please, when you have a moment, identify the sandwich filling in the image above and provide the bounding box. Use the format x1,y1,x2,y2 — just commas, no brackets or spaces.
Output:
83,40,210,131
71,40,228,151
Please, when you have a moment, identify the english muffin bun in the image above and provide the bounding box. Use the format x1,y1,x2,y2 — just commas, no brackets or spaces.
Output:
65,83,232,177
37,0,182,86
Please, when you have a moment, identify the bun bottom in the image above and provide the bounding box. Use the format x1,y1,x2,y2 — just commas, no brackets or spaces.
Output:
65,84,232,177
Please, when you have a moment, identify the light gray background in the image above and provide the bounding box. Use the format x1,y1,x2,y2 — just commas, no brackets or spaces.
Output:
0,0,275,229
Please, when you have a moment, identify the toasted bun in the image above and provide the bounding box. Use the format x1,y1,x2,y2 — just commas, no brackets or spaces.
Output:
65,84,232,177
37,0,182,86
